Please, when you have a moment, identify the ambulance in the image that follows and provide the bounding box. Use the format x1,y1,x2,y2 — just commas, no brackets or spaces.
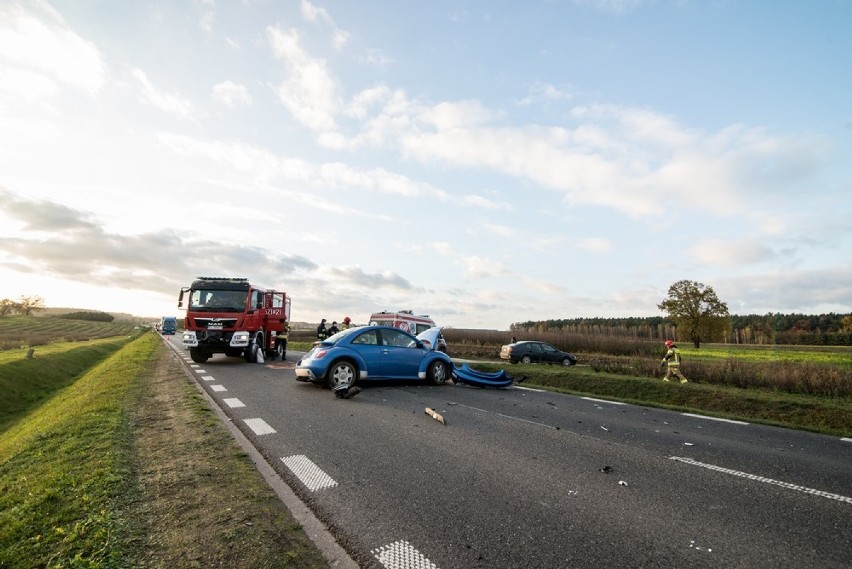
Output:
368,310,448,353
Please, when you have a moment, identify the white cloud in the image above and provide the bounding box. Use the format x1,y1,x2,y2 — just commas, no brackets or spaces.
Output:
0,3,106,95
579,238,613,253
267,26,341,132
690,238,777,267
130,68,193,118
212,80,252,107
462,255,507,280
300,0,349,49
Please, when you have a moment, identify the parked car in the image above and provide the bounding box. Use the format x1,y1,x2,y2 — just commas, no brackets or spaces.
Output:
295,326,453,388
500,341,577,366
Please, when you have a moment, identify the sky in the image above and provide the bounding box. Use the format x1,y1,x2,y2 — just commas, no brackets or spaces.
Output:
1,0,850,330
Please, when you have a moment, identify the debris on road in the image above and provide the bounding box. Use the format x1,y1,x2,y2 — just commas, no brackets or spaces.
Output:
425,407,446,425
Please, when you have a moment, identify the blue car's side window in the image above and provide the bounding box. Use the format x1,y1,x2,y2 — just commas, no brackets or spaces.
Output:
352,330,378,345
381,329,416,348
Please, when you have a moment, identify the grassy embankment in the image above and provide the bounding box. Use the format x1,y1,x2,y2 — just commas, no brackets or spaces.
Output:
0,321,329,568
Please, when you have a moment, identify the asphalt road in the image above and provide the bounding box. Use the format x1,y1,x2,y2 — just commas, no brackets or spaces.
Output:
165,341,852,569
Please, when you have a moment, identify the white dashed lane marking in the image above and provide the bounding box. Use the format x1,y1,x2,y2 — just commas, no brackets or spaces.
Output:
201,375,215,382
211,385,227,392
282,455,338,491
223,398,245,408
244,418,276,435
670,456,852,504
371,540,439,569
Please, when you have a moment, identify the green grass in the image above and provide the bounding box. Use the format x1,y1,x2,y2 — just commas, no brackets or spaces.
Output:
678,344,852,366
0,316,139,350
469,361,852,437
0,334,157,567
0,339,134,432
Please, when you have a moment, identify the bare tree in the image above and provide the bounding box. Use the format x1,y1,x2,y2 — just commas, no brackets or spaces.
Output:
0,298,17,318
17,295,46,316
657,280,730,348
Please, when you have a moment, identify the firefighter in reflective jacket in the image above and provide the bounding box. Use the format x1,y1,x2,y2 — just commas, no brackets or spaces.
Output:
661,340,688,384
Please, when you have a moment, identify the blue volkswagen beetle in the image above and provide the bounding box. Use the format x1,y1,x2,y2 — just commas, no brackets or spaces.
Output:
295,326,452,388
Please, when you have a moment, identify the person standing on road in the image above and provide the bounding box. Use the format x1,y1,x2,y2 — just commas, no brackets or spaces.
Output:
328,321,339,336
316,318,328,340
661,339,688,383
340,316,352,330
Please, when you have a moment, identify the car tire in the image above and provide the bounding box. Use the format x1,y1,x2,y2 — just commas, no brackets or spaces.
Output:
427,360,449,385
328,361,357,389
561,357,575,366
521,354,532,364
274,340,285,360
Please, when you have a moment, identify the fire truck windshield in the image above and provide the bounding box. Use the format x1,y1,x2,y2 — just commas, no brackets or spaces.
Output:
189,290,247,312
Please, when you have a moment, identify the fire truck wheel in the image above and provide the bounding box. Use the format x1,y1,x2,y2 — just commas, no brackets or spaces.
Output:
245,342,259,363
427,360,449,385
272,340,285,360
328,361,357,388
189,348,209,363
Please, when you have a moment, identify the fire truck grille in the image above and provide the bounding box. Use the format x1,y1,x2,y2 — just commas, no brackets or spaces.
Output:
194,318,238,329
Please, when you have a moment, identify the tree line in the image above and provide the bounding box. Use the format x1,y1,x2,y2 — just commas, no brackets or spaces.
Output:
511,312,852,346
511,280,852,347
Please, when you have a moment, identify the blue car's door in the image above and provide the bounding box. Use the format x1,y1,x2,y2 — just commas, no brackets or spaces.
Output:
378,328,422,379
348,329,382,378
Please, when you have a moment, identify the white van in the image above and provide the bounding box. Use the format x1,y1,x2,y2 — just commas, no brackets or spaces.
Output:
368,310,447,352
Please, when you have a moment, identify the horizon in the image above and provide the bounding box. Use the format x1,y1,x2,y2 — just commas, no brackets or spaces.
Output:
1,1,850,330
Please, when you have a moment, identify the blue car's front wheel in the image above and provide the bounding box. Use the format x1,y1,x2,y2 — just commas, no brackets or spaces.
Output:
428,360,450,385
327,360,357,389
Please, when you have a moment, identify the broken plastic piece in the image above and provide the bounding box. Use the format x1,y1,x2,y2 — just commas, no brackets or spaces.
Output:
425,407,446,425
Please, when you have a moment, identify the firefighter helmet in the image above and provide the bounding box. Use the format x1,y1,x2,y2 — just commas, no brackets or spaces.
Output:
665,340,674,348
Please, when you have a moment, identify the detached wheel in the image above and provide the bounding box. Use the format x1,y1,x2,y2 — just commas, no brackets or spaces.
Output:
521,354,532,364
427,360,450,385
190,348,209,363
327,361,357,389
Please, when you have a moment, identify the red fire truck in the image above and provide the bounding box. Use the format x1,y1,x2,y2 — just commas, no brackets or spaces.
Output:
178,276,291,364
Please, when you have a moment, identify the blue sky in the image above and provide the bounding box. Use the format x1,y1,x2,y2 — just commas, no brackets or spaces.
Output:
1,0,850,330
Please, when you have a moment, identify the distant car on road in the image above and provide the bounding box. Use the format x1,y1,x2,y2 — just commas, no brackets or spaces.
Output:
500,341,577,366
296,326,453,388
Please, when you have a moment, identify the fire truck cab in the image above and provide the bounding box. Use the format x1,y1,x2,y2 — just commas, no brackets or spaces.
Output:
178,277,291,364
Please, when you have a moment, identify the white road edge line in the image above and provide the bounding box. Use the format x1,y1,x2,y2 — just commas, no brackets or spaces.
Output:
841,438,852,443
223,398,245,408
201,375,215,382
670,456,852,504
371,540,439,569
582,397,627,405
681,413,749,425
211,385,227,392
